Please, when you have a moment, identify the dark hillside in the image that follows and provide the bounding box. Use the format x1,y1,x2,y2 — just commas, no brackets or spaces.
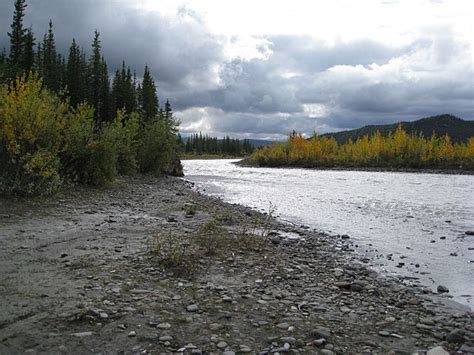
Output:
322,114,474,143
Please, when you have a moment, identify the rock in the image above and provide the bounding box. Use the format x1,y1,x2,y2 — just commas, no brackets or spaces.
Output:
239,345,252,353
280,337,296,345
313,338,326,346
99,312,108,319
157,322,171,329
209,323,223,331
320,350,334,355
222,295,233,303
334,281,351,290
159,335,173,341
312,326,331,339
167,216,177,223
426,346,449,355
459,344,474,353
128,331,136,337
222,352,236,355
276,322,290,330
71,331,93,337
186,304,199,312
465,231,474,236
446,329,465,343
437,285,449,293
351,283,364,292
378,331,390,337
216,341,228,349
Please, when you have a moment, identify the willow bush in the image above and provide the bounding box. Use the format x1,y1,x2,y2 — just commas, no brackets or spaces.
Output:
247,128,474,170
0,75,180,195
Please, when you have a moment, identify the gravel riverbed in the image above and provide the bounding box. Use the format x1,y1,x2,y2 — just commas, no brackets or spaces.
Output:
0,176,472,354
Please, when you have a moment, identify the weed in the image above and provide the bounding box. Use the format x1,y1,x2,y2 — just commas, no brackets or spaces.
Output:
150,233,197,276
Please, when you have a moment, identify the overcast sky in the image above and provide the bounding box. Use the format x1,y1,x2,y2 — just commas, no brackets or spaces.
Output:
1,0,473,139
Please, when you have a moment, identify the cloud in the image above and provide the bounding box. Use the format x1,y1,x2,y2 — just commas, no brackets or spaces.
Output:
0,1,472,138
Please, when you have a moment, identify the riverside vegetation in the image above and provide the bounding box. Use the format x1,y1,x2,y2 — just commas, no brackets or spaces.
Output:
0,0,181,195
246,125,474,170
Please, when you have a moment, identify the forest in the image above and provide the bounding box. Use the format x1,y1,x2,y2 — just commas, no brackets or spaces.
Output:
247,127,474,170
180,133,254,157
0,0,182,195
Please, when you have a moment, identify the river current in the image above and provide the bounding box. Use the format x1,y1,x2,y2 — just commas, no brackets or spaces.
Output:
182,159,474,308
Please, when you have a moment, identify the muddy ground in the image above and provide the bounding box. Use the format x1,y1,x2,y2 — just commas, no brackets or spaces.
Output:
0,176,472,354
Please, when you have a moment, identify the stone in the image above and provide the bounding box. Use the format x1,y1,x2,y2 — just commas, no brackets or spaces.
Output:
312,326,331,339
71,331,93,337
157,322,171,329
239,345,252,353
465,231,474,235
159,335,173,341
186,304,199,312
209,323,223,331
426,346,449,355
276,322,290,330
128,331,137,337
459,344,474,353
437,285,449,293
313,338,326,346
446,329,465,343
280,337,296,345
217,341,228,349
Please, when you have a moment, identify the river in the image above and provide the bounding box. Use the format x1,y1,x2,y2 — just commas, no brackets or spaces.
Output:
182,159,474,308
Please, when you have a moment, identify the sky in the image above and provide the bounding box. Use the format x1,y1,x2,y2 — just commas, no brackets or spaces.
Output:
1,0,473,139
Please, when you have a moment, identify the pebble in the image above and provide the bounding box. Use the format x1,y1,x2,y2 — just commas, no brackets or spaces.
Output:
186,304,199,312
71,331,93,337
157,322,171,329
216,341,228,349
437,285,449,293
276,322,290,330
127,331,136,337
312,326,331,339
426,346,449,355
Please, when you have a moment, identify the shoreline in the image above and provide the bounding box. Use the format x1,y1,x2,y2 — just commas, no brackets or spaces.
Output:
235,160,474,176
0,176,472,354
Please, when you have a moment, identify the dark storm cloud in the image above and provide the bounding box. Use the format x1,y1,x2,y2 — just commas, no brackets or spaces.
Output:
1,1,472,137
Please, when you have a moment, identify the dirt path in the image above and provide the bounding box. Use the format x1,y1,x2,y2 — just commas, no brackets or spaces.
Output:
0,176,472,354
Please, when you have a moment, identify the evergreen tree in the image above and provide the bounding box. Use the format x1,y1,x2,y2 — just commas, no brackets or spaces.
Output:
112,61,136,115
7,0,28,78
163,99,173,122
88,31,110,126
139,65,158,124
21,27,35,74
41,20,60,92
0,49,6,83
66,38,84,106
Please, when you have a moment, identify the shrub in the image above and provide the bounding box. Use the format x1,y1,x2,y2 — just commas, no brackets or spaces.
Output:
0,75,66,195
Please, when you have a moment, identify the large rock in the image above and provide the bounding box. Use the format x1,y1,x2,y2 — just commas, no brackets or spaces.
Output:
446,329,465,343
427,346,449,355
312,326,331,340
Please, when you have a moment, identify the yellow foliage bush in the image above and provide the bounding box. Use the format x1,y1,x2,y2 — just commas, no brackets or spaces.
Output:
248,125,474,170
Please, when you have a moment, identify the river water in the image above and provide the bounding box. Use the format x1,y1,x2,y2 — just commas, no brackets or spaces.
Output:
182,159,474,308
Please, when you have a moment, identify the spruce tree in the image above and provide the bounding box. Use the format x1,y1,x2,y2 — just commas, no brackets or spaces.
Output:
140,65,158,125
66,38,83,107
42,20,60,92
21,27,35,74
7,0,27,78
88,31,110,126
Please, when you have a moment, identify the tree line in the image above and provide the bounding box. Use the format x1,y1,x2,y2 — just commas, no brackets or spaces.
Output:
180,133,254,156
247,127,474,170
0,0,182,195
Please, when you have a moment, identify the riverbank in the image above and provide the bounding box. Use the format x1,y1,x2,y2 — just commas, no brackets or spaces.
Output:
0,176,472,354
237,159,474,175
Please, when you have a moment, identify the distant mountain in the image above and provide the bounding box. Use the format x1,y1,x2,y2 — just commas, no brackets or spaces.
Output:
321,114,474,144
